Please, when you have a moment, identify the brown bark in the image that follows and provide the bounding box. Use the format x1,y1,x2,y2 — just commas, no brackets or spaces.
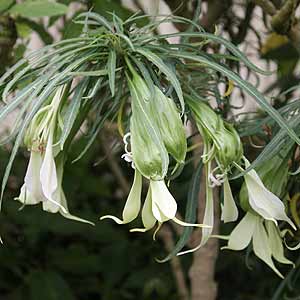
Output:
201,0,232,32
158,226,189,300
189,171,220,300
187,130,220,300
254,0,300,54
251,0,277,15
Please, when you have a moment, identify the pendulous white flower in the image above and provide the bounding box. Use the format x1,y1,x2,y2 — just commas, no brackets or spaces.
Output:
100,170,142,224
243,158,296,230
221,178,238,223
101,65,208,234
16,85,93,225
16,152,93,225
222,211,294,278
130,179,208,234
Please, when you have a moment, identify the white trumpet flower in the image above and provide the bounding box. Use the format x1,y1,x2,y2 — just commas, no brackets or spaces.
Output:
222,212,294,278
243,158,295,229
100,170,142,224
101,174,208,233
16,152,93,225
16,85,93,225
221,178,238,223
145,180,208,230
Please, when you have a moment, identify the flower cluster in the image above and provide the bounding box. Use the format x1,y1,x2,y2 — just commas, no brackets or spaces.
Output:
186,98,295,276
15,85,93,225
101,62,208,234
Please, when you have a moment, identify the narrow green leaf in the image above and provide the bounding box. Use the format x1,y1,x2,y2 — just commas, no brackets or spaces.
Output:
107,49,116,97
136,48,185,113
172,52,300,145
83,78,103,99
115,33,135,51
60,80,87,150
2,44,98,102
0,0,14,13
150,32,271,75
76,12,113,31
0,80,38,123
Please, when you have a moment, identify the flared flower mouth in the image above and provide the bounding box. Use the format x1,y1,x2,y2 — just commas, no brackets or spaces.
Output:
101,170,210,235
16,149,94,225
243,158,295,230
100,169,142,225
15,85,93,225
222,211,294,278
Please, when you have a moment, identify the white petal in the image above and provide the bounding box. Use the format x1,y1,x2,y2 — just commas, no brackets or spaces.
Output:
24,151,45,202
42,197,60,213
150,180,177,222
142,187,156,229
221,178,238,223
223,212,257,251
252,218,284,278
244,159,295,229
130,187,156,232
172,216,211,228
178,165,214,256
101,170,142,224
265,221,294,266
244,158,294,228
15,184,40,205
40,138,57,198
40,137,67,213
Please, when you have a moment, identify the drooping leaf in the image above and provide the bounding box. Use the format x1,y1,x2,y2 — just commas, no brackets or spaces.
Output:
107,49,116,97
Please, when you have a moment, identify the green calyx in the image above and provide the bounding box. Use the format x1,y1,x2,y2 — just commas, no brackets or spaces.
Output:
150,87,187,164
214,122,243,170
24,86,66,151
187,97,243,169
127,62,187,179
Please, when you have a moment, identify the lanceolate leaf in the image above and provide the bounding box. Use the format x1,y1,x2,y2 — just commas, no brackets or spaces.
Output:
136,48,185,113
171,52,300,145
60,80,88,150
149,32,272,75
107,49,116,97
231,113,300,180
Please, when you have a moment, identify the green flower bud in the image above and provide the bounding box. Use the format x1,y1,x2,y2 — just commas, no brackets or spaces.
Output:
215,121,243,169
188,97,243,169
127,62,187,164
128,76,169,180
130,113,167,180
187,97,219,142
150,87,187,163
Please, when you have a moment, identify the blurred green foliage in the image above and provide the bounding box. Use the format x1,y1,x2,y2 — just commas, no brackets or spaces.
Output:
1,136,297,300
0,139,179,300
1,1,300,299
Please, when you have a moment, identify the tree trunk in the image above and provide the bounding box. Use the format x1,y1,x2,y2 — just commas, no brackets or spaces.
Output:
189,165,220,300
